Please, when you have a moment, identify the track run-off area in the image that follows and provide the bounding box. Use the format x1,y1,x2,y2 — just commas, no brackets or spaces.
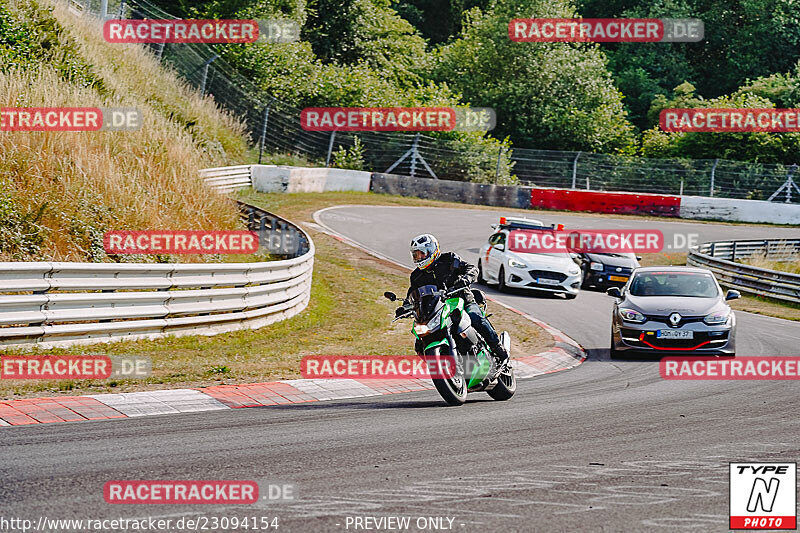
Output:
1,204,798,532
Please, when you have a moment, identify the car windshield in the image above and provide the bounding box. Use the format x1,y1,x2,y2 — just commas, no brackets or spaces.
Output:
409,284,441,323
593,252,637,259
629,272,719,298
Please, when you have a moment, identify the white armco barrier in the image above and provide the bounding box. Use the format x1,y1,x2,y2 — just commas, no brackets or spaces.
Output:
252,165,371,193
199,164,258,193
680,196,800,224
0,258,313,348
0,176,315,348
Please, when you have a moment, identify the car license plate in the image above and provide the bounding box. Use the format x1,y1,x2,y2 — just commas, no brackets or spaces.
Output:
657,330,693,339
537,278,559,286
608,275,628,282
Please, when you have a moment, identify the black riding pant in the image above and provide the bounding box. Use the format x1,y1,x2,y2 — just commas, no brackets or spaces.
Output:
465,303,501,349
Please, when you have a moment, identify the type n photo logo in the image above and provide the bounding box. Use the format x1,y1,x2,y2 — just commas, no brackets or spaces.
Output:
730,462,796,530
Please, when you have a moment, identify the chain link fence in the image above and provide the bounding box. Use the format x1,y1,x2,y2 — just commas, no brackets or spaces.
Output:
512,149,800,201
69,0,800,202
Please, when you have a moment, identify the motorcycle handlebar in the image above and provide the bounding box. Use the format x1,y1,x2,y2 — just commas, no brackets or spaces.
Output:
441,287,464,299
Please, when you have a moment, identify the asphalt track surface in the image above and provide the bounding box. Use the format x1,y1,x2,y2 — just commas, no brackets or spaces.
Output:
1,206,798,533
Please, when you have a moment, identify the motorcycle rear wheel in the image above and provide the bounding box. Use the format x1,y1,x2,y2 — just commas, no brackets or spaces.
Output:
487,368,516,401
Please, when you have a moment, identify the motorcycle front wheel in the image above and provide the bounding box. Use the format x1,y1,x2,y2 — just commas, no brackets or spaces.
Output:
426,345,467,406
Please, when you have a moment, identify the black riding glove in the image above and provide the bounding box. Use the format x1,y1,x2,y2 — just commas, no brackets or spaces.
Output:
395,306,408,318
452,276,471,290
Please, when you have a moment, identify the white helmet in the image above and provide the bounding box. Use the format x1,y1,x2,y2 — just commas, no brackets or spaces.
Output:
410,234,440,269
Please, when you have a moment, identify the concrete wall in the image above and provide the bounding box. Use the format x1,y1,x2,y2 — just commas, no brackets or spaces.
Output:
249,165,798,225
252,165,371,193
680,196,800,224
370,173,531,209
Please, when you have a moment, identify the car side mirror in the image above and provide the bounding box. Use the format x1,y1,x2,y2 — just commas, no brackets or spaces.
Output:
725,289,740,301
606,287,622,298
636,256,642,261
384,291,397,301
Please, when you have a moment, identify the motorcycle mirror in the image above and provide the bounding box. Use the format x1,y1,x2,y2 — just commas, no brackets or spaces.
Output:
384,291,397,301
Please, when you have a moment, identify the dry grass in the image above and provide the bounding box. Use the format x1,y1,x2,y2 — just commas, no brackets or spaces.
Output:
0,0,250,261
731,294,800,321
740,252,800,274
51,0,249,165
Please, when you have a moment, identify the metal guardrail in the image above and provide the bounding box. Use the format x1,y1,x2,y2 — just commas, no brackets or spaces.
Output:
687,239,800,304
0,167,314,348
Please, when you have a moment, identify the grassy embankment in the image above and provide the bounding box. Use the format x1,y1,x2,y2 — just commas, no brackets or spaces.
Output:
740,254,800,274
0,0,251,262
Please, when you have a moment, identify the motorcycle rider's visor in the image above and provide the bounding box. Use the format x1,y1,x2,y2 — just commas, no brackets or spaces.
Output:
412,250,428,262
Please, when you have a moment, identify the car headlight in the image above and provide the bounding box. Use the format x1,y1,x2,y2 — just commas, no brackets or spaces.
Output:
590,262,604,271
569,266,580,275
508,258,527,268
704,310,730,325
618,308,646,323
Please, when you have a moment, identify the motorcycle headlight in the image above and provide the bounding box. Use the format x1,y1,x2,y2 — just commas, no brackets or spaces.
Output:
414,320,440,335
618,308,646,323
704,310,730,325
508,258,527,268
414,324,430,335
590,262,604,271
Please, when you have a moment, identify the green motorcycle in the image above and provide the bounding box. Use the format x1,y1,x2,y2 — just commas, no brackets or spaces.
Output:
384,285,516,406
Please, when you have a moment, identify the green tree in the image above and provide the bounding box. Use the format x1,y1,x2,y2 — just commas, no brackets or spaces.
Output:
390,0,491,45
641,88,800,163
304,0,430,86
734,61,800,108
578,0,800,122
432,0,636,152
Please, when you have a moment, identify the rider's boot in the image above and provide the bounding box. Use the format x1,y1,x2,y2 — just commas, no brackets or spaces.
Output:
491,343,510,368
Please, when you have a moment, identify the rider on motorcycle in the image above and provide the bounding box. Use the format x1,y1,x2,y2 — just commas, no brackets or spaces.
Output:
397,234,510,367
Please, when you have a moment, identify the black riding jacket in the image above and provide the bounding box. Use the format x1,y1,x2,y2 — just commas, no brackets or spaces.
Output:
406,252,478,305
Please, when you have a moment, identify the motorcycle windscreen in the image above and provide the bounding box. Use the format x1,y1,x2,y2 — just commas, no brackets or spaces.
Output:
409,284,441,323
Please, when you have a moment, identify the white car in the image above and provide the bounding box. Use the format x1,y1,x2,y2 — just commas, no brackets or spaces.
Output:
477,217,582,299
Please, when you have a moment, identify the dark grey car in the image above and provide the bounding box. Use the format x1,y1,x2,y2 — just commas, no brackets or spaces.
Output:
608,266,740,358
578,251,641,290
